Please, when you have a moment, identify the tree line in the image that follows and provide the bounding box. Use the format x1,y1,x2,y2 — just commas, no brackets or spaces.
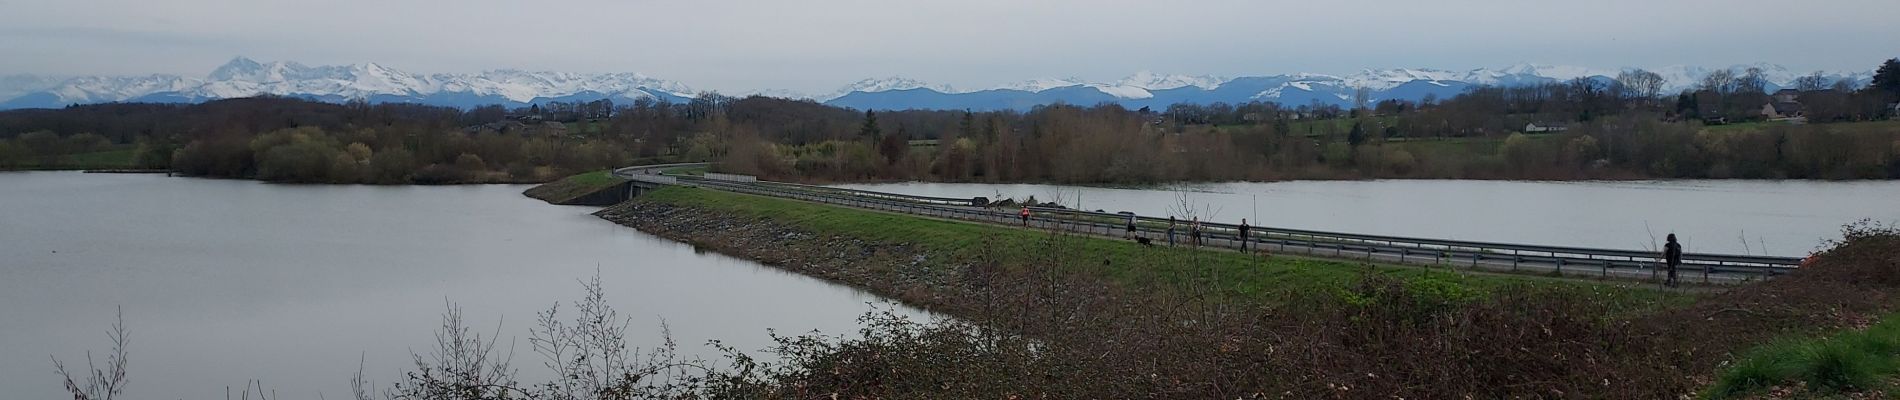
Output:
4,58,1898,183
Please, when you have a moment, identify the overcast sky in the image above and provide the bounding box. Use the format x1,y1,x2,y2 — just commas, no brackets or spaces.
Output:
2,0,1896,93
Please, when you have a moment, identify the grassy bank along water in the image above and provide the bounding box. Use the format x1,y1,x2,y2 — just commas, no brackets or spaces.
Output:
577,183,1900,397
627,186,1677,307
522,170,627,205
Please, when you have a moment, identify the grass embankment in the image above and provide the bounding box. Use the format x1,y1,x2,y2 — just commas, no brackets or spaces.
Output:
1706,313,1900,398
616,186,1709,397
611,186,1900,397
637,186,1670,304
522,170,626,205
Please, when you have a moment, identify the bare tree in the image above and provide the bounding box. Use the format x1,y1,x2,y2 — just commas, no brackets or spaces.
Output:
1616,69,1666,102
1794,71,1831,92
1736,67,1768,94
389,302,521,400
1700,69,1737,94
1831,78,1857,93
1352,85,1372,111
52,307,129,400
530,273,705,400
351,354,378,400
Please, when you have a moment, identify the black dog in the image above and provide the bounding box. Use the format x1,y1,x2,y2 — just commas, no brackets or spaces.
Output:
1134,237,1154,247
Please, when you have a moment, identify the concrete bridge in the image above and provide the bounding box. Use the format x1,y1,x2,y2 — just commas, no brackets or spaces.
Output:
612,163,1804,285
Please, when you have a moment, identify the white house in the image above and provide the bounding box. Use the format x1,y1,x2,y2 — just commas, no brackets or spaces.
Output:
1525,122,1569,133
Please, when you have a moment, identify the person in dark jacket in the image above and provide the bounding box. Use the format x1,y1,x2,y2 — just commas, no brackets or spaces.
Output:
1663,233,1683,288
1190,217,1203,248
1239,218,1252,253
1124,213,1138,239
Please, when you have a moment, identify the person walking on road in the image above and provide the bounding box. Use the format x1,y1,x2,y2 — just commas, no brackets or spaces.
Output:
1019,206,1031,226
1166,217,1177,247
1190,217,1203,248
1124,213,1139,239
1239,218,1252,253
1663,233,1683,288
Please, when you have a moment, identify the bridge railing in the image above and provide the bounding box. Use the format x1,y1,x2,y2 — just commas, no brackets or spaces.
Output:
1025,206,1800,274
618,164,1797,282
664,176,1796,282
628,174,677,185
756,181,978,206
704,172,758,183
612,162,711,178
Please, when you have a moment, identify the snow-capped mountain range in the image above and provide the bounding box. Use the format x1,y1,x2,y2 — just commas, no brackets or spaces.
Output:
0,57,697,110
0,57,1875,112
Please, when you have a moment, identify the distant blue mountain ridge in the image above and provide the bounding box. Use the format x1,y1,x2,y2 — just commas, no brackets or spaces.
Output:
0,57,1875,112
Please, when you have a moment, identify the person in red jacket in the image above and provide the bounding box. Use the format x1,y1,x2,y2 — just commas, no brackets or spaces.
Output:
1019,206,1030,226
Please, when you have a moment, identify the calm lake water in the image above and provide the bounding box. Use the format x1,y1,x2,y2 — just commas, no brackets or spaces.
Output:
1,172,910,400
834,180,1900,257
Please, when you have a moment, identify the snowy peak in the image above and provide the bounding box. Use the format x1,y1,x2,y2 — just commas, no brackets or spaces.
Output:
997,77,1086,92
207,57,264,81
3,57,701,108
207,56,314,82
0,74,66,100
1116,71,1226,90
1341,68,1462,90
824,77,955,100
3,59,1884,112
1494,63,1616,81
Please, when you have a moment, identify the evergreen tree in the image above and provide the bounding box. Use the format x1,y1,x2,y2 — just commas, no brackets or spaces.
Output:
860,110,881,142
1346,121,1367,166
959,111,978,139
1347,121,1366,147
1873,58,1900,100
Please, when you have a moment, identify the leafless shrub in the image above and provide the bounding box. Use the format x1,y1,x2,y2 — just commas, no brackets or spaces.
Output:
227,380,276,400
388,303,522,400
52,306,128,400
529,273,710,400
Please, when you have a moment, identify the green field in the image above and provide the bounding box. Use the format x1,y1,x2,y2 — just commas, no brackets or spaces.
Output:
1289,115,1399,136
638,186,1676,305
1703,119,1900,133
